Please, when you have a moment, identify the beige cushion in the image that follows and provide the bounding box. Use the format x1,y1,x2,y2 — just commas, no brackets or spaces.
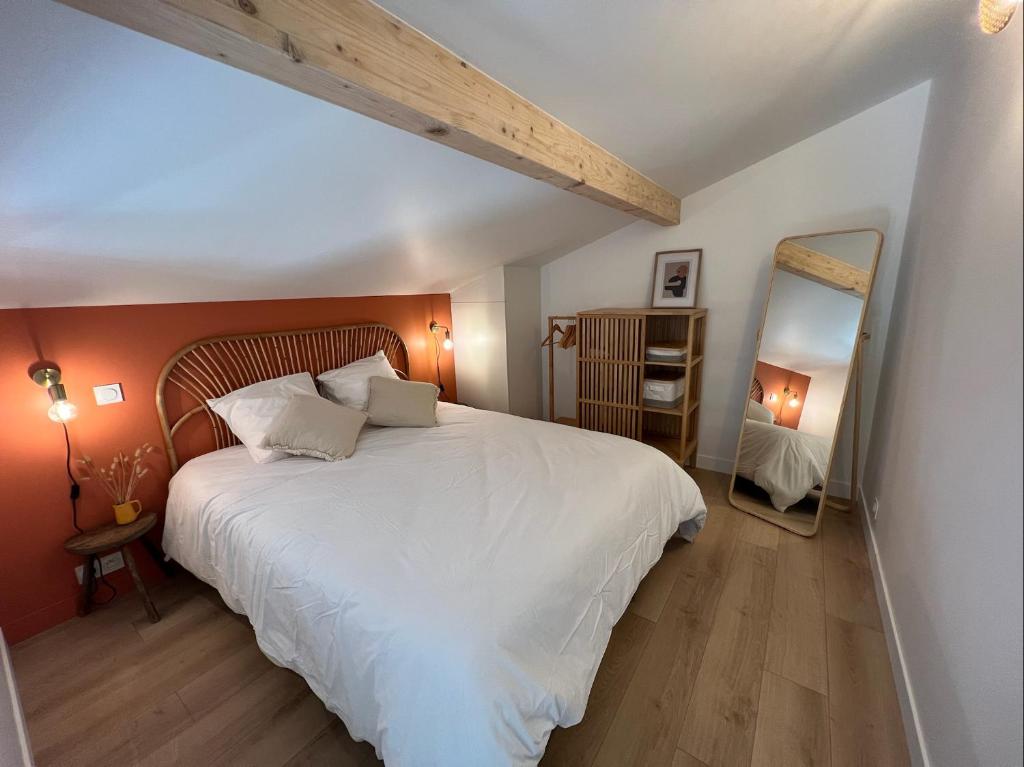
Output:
366,376,439,427
260,394,367,461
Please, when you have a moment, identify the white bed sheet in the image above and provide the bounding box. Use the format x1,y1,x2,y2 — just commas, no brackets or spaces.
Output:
735,418,832,510
163,403,706,766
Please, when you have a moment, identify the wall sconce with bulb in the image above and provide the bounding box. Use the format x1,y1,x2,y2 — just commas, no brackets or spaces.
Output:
979,0,1020,34
28,362,84,532
29,364,79,423
429,321,454,351
428,321,454,397
783,385,800,408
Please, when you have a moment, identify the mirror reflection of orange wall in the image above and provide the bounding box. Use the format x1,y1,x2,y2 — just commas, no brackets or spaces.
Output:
754,361,811,430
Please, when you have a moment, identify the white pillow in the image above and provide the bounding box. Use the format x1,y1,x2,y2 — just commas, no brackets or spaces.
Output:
747,398,775,424
207,372,319,463
317,350,399,410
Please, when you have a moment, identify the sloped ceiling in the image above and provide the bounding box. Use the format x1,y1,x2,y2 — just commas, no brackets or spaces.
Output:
0,0,966,308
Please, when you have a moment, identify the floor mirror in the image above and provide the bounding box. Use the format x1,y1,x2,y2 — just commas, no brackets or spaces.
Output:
728,228,883,536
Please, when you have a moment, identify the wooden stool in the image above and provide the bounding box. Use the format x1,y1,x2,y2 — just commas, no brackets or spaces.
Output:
64,512,162,623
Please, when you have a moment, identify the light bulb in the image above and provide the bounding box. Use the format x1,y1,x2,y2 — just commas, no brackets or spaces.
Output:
979,0,1019,33
48,399,79,422
442,336,454,351
788,398,800,408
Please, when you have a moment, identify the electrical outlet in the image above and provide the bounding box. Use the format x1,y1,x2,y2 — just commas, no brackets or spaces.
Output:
871,497,880,521
74,551,125,584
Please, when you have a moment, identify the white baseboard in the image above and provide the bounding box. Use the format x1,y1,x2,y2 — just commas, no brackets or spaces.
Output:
858,487,931,767
695,453,734,473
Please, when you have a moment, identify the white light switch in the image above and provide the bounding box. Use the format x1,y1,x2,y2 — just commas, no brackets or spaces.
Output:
93,383,125,405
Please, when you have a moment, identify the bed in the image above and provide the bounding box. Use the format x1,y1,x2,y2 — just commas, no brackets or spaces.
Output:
735,417,831,510
156,323,707,766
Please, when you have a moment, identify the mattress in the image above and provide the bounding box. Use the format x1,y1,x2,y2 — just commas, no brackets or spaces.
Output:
735,418,832,510
163,403,707,766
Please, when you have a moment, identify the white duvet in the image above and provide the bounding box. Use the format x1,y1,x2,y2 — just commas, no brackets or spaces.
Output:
163,403,706,766
735,418,832,510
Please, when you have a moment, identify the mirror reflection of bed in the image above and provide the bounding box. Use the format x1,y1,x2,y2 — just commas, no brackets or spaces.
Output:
729,229,882,536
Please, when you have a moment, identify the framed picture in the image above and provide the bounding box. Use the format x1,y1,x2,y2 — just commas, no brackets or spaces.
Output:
651,249,702,308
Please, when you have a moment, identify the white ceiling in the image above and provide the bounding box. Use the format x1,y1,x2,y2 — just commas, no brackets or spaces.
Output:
0,0,968,308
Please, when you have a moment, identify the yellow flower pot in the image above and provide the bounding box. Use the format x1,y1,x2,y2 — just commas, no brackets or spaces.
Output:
113,500,142,526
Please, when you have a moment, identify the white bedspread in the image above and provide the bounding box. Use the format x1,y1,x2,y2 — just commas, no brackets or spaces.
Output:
163,403,706,766
735,418,832,510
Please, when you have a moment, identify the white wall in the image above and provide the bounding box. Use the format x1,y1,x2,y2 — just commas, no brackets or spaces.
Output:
451,268,510,413
503,267,543,419
451,265,542,418
861,20,1023,767
799,364,849,439
541,83,930,483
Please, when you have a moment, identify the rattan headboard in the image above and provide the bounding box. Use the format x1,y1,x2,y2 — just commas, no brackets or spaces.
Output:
749,377,764,404
156,323,409,474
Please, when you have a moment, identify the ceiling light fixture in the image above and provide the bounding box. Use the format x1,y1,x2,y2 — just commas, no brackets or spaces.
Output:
979,0,1020,34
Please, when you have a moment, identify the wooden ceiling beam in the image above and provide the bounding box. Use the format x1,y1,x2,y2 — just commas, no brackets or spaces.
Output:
57,0,681,225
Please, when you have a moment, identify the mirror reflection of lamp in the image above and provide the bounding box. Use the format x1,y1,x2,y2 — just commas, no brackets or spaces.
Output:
783,385,800,408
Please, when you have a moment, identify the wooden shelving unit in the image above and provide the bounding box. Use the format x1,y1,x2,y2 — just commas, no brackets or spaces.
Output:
575,308,707,466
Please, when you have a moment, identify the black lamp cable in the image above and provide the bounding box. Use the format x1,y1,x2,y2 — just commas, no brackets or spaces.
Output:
62,422,83,534
433,330,447,401
62,423,117,604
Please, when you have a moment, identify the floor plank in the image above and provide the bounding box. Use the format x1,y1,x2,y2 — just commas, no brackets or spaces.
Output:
750,671,829,767
592,569,723,767
677,541,777,767
764,530,828,695
821,512,882,631
739,513,781,551
827,615,910,767
27,597,254,765
677,501,743,578
137,665,311,766
673,749,710,767
629,537,691,622
283,720,381,766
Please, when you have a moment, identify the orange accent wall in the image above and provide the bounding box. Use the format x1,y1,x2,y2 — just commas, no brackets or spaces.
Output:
0,294,455,644
753,360,810,430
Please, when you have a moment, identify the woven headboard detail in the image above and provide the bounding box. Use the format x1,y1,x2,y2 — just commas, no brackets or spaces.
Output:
156,323,409,474
749,377,764,404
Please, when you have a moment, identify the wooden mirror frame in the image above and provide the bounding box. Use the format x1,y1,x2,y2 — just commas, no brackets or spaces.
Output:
728,228,884,536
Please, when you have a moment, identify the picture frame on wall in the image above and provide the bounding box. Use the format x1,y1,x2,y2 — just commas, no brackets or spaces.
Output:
651,249,702,308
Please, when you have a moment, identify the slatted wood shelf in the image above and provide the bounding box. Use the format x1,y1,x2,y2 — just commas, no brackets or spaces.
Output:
575,308,706,467
643,402,685,416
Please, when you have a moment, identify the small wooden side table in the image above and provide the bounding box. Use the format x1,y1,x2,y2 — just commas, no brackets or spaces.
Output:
64,512,161,623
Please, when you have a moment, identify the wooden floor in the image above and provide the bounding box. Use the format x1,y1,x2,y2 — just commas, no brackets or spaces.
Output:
12,469,909,767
